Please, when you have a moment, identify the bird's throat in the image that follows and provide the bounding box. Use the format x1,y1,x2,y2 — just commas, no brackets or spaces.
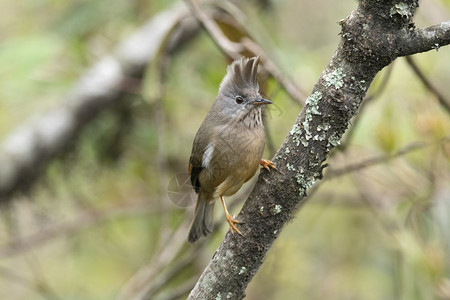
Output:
238,107,263,129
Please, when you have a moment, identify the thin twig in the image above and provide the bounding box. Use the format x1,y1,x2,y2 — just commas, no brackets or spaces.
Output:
0,200,161,258
25,255,62,300
242,38,307,104
327,137,450,179
405,55,450,114
185,0,307,105
117,185,251,300
0,265,59,300
116,216,192,300
185,0,244,56
143,251,197,299
153,277,198,300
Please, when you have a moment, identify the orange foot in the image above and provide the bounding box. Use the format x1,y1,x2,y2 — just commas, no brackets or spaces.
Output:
225,212,242,235
220,196,242,235
260,159,277,171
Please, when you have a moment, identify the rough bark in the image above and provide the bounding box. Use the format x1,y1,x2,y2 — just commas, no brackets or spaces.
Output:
188,1,450,299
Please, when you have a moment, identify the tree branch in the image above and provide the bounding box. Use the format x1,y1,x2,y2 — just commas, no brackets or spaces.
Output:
185,0,307,104
0,200,159,259
327,138,450,179
397,21,450,57
188,1,450,298
405,55,450,113
0,3,199,202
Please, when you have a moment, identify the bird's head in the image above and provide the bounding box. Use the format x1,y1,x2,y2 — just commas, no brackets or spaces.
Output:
216,56,272,120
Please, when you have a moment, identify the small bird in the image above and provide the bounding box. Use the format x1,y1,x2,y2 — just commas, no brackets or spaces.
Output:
188,56,275,243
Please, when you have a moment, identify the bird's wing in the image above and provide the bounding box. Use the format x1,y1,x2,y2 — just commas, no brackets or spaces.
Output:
188,157,202,194
188,124,210,194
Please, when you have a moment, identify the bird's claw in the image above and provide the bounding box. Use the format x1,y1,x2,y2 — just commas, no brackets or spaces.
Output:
260,159,278,172
226,214,242,235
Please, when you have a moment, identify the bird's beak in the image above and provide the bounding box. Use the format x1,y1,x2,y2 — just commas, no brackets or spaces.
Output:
252,98,272,106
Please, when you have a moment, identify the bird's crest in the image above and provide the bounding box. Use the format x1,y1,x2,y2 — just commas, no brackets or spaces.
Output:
219,56,260,94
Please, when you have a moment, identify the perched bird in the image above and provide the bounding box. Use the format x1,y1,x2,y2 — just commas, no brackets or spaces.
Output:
188,56,275,243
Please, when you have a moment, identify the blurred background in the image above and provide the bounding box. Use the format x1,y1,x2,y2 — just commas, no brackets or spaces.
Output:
0,0,449,299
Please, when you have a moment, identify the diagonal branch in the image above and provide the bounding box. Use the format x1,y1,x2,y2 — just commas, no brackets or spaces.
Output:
405,55,450,114
188,1,450,299
0,3,199,202
185,0,307,104
327,137,450,179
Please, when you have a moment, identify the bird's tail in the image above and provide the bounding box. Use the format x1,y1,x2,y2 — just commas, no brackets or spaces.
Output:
188,194,215,243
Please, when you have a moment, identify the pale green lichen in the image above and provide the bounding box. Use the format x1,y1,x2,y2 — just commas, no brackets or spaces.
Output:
216,292,222,300
300,136,309,147
289,123,303,146
302,92,323,141
317,124,331,132
272,204,282,214
325,68,346,89
260,206,264,212
290,92,324,148
296,174,316,189
295,173,317,196
298,186,306,196
305,91,322,115
285,147,290,154
239,266,246,275
313,132,327,141
224,250,233,260
328,131,341,147
204,272,217,293
309,160,320,168
227,292,233,299
286,163,296,171
303,114,312,137
390,2,412,18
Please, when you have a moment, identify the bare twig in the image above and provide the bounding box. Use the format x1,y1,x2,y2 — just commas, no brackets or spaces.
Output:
185,0,307,105
25,255,62,300
405,55,450,114
142,250,197,299
116,190,248,300
115,216,191,300
153,277,198,300
328,136,450,179
185,0,244,56
0,200,160,258
327,141,428,179
0,265,60,300
242,39,307,104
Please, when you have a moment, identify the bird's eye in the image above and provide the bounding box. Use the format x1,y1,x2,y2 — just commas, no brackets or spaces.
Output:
235,96,244,104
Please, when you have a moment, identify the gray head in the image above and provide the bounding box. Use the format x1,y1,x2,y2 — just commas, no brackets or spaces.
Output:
213,57,272,127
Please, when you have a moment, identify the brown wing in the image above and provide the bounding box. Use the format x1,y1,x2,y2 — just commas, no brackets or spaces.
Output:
188,107,217,194
188,157,203,194
188,126,208,194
